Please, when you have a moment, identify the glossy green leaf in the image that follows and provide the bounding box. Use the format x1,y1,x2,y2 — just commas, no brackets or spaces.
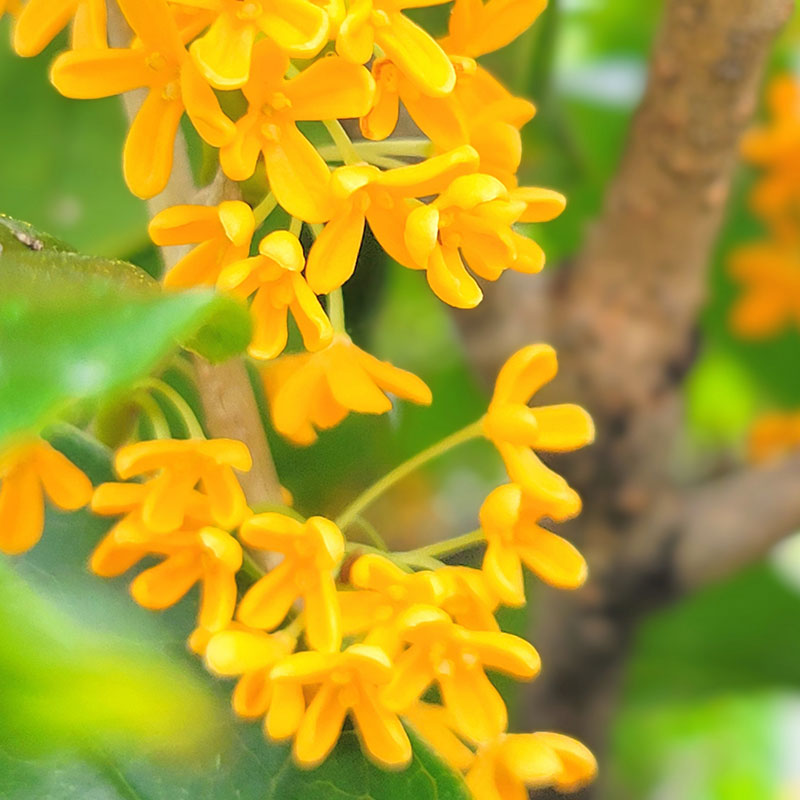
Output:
0,213,251,442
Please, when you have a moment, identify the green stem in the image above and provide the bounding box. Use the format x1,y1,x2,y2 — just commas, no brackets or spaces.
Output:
240,548,265,582
404,529,485,561
328,288,346,332
253,193,278,226
132,393,170,440
289,216,303,237
351,515,389,551
322,119,362,166
335,419,485,531
141,378,206,440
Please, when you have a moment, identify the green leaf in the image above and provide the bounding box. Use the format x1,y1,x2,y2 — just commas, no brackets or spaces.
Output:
0,215,251,443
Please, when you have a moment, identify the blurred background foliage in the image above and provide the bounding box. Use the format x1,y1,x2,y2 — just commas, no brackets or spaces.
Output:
3,0,800,797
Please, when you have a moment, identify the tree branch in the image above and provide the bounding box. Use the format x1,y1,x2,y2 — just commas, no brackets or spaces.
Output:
108,6,282,506
673,455,800,590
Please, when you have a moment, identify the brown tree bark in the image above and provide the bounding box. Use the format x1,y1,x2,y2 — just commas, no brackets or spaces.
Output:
454,0,795,794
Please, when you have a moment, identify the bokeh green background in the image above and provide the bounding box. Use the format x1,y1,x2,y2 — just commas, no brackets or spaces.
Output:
3,1,800,797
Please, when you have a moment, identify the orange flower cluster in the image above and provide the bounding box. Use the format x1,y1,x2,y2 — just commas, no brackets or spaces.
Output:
732,74,800,463
732,74,800,338
4,0,600,795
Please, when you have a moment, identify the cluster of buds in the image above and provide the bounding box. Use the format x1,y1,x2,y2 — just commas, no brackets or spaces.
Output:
1,0,600,796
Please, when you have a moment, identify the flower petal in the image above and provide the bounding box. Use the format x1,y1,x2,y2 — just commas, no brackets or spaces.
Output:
206,629,290,675
306,201,366,294
123,90,184,199
131,552,201,609
294,682,348,767
266,680,306,739
376,12,454,96
237,559,298,629
482,540,524,607
34,443,92,510
288,56,374,120
190,11,256,89
0,462,43,555
530,404,595,452
303,574,342,653
439,665,506,744
516,526,587,590
352,684,412,767
262,122,335,223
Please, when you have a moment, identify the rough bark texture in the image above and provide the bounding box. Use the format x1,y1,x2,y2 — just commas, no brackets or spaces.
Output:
454,0,795,795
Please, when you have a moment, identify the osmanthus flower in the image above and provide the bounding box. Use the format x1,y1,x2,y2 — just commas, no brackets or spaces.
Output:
219,39,375,223
436,566,500,631
262,333,432,445
336,0,454,98
466,731,597,800
217,230,333,360
338,553,449,654
383,605,540,744
403,174,562,308
170,0,330,89
305,145,479,295
204,626,297,719
13,0,106,57
403,701,476,771
91,526,243,632
448,63,538,189
0,438,92,556
110,438,252,533
483,344,594,518
268,644,412,767
91,482,216,543
50,0,235,199
741,74,800,233
728,241,800,338
360,57,466,148
237,513,344,653
747,411,800,464
479,484,587,606
150,201,255,289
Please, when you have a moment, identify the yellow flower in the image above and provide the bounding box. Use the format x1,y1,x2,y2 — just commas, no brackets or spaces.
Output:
217,230,333,360
483,344,594,517
729,241,800,338
479,484,587,606
237,513,344,653
384,605,540,743
219,39,374,223
173,0,330,88
339,553,448,654
14,0,106,56
403,701,476,771
90,482,216,543
50,0,235,198
205,626,297,718
306,146,479,295
0,438,92,555
403,174,564,308
747,411,800,464
269,644,412,768
0,0,21,18
336,0,454,97
262,333,432,445
360,57,466,148
437,566,500,631
466,731,597,800
150,201,256,289
110,438,252,533
92,526,243,632
741,74,800,235
451,63,539,189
